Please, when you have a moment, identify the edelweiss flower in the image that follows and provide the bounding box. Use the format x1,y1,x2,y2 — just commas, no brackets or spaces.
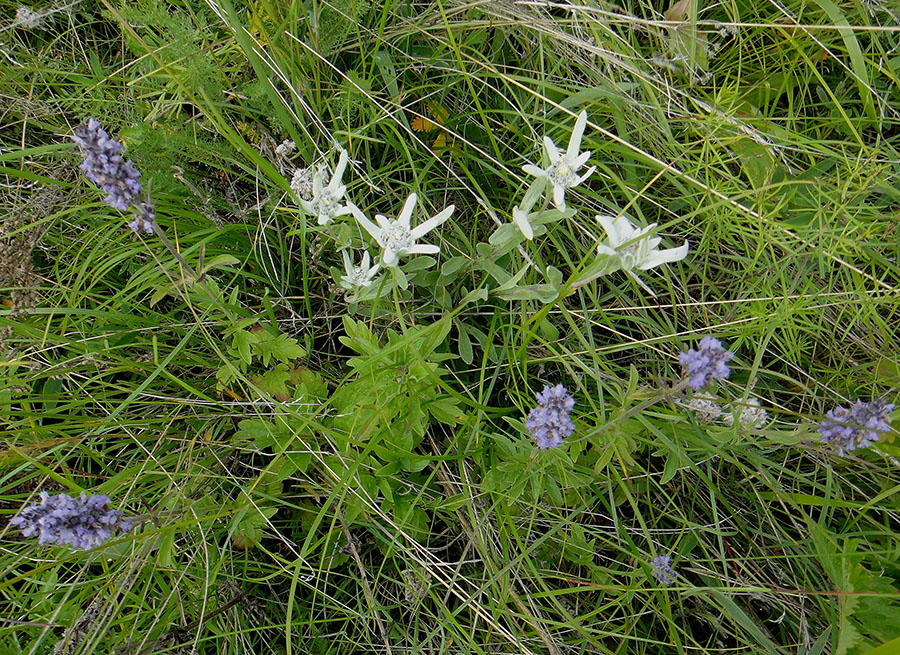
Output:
300,150,354,226
352,193,454,268
523,110,596,211
339,250,381,292
597,214,689,272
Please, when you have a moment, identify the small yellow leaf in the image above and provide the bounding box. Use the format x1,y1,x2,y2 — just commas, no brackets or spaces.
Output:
411,115,435,132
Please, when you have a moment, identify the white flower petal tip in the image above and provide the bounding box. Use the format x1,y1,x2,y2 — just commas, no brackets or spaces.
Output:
513,207,534,240
358,192,451,268
637,241,689,270
524,111,594,213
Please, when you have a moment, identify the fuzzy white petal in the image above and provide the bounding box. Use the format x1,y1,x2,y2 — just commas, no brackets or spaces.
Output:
312,172,325,197
574,166,596,187
374,213,392,231
513,207,534,240
596,214,620,245
405,243,440,256
382,248,400,268
397,193,418,229
342,249,353,274
573,151,592,169
523,164,547,179
637,242,689,270
567,111,588,160
410,205,454,240
543,136,561,163
553,184,565,210
352,205,385,245
332,150,348,185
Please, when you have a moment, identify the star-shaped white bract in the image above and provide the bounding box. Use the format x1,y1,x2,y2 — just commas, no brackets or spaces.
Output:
352,192,454,268
339,249,381,291
597,214,689,272
522,110,596,211
300,149,354,226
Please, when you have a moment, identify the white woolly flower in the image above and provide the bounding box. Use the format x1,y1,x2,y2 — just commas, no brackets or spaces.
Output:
290,166,314,201
596,214,688,292
299,150,354,226
275,139,296,158
15,6,43,29
352,192,454,268
339,250,381,292
723,398,769,427
522,110,596,211
682,393,725,424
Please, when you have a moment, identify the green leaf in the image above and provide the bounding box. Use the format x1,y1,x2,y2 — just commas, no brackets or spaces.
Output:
413,316,453,359
232,329,258,365
457,323,473,365
232,504,278,550
203,254,241,271
403,256,436,272
254,332,306,366
427,395,463,425
340,316,381,356
252,364,292,397
235,419,276,445
441,256,468,279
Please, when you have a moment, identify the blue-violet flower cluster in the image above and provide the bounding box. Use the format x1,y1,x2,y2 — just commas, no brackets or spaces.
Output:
525,384,575,449
10,491,132,550
818,398,894,455
679,336,734,389
71,119,154,234
71,119,142,211
650,555,676,585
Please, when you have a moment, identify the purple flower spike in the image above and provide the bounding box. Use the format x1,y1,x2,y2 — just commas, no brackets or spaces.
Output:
10,491,132,550
679,336,734,389
525,383,575,449
71,118,142,212
650,555,676,586
818,398,894,455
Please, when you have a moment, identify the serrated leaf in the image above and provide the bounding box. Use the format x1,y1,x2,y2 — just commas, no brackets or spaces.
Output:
254,332,306,366
428,395,463,425
232,329,258,365
235,419,275,445
252,363,292,398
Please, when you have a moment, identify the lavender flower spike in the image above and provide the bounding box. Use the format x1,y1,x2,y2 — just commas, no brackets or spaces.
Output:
71,118,142,211
818,398,894,455
650,555,676,586
525,384,575,449
679,336,734,390
10,491,132,550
